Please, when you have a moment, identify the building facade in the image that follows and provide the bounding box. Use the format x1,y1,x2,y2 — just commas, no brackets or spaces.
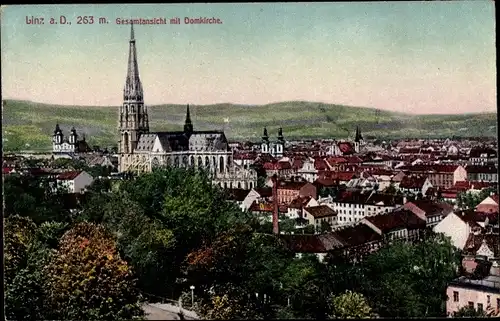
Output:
261,127,285,158
52,125,91,154
117,24,257,189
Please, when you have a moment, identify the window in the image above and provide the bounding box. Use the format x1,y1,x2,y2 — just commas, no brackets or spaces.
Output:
497,298,500,310
468,302,474,309
477,303,483,311
453,291,459,302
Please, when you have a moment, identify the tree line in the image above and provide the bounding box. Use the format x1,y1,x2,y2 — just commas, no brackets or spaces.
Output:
4,166,468,319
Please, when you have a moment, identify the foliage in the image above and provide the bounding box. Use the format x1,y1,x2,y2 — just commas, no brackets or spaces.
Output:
457,188,496,210
383,183,397,195
3,173,72,224
328,290,373,319
78,167,253,299
279,255,330,319
35,221,70,249
301,224,316,234
5,215,54,320
319,220,332,233
358,233,460,317
5,240,53,321
4,215,38,283
186,225,292,319
453,306,487,317
44,222,144,320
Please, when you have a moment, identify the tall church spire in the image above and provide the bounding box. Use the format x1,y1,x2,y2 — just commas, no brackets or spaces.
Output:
355,126,363,143
124,22,143,101
184,104,193,136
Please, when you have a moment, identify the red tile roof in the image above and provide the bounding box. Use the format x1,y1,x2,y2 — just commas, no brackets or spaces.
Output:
398,164,461,173
399,175,428,189
364,210,425,233
314,158,330,170
465,165,498,174
304,205,337,218
338,142,355,154
56,170,83,180
278,181,310,190
289,196,313,209
333,224,383,247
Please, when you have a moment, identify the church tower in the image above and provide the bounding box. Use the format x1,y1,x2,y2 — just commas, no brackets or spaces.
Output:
354,126,363,153
261,127,270,154
184,104,193,137
276,127,284,157
119,22,149,159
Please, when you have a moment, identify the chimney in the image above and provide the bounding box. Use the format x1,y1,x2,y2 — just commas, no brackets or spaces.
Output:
272,174,280,235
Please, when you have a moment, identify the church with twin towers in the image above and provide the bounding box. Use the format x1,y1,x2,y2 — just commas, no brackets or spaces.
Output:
118,23,257,189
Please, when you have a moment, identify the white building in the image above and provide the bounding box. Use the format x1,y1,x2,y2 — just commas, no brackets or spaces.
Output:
56,170,94,194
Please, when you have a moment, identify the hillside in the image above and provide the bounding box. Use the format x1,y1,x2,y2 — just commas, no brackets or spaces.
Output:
1,99,497,151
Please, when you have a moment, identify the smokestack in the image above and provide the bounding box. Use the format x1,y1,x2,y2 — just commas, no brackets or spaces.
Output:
272,174,280,235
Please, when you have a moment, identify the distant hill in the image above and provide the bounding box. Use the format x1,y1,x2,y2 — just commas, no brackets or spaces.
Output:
1,99,497,151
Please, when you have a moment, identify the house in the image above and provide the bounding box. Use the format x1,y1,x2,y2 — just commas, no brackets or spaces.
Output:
330,223,384,260
303,205,338,231
433,211,483,250
279,233,345,262
262,161,294,177
476,195,499,214
403,199,454,228
398,164,467,189
360,209,426,242
277,180,317,205
469,147,498,165
56,170,94,193
242,187,272,211
297,158,319,183
399,175,433,196
287,196,318,220
466,165,498,183
446,260,500,317
233,151,257,168
324,191,405,226
225,188,251,211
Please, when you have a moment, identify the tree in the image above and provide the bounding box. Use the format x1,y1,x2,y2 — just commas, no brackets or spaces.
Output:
257,176,267,188
44,222,144,320
453,306,487,317
328,290,374,319
279,255,330,319
383,183,397,195
357,233,460,318
319,220,332,233
4,215,51,321
4,173,71,224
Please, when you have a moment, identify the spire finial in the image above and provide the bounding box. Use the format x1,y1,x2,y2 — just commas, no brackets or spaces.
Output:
130,22,135,41
184,104,193,135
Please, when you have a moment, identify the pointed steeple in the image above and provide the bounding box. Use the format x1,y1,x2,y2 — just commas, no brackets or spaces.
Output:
54,123,62,134
262,127,269,141
124,22,143,101
355,126,363,143
184,104,193,135
278,127,284,141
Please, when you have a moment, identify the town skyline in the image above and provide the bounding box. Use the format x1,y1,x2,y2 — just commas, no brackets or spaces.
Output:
1,2,496,115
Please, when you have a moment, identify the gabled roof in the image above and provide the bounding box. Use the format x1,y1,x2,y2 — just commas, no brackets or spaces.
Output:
225,188,250,202
280,233,345,253
304,205,337,218
333,224,383,247
399,175,428,189
464,233,500,257
57,170,83,180
253,187,273,198
364,210,426,233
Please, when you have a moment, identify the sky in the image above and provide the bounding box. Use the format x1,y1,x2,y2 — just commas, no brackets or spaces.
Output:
1,2,496,114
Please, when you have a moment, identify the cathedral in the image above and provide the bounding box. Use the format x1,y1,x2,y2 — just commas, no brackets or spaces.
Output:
118,23,257,190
